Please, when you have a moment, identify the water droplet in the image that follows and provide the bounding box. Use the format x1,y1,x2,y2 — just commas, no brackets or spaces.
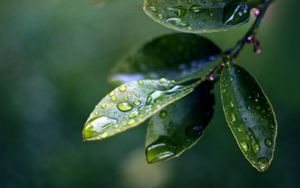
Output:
135,93,141,98
186,124,204,137
159,110,167,118
264,138,273,147
158,13,164,20
111,95,116,102
166,17,189,27
230,101,234,108
109,91,115,97
83,116,117,139
146,136,176,163
231,113,237,122
133,100,141,106
159,78,168,84
101,104,107,109
252,142,260,154
119,85,127,92
127,119,135,126
190,5,203,13
138,80,144,85
240,142,249,152
257,158,269,172
149,6,157,12
147,85,183,105
167,6,187,17
129,111,139,118
117,102,133,112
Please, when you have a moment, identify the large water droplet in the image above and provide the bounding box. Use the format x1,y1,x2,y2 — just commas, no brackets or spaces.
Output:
117,102,133,112
146,136,177,163
83,116,117,140
147,85,183,105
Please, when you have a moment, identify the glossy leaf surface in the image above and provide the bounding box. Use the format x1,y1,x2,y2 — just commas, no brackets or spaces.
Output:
145,81,215,163
111,33,221,84
83,79,197,141
223,1,250,25
144,0,249,33
220,63,277,172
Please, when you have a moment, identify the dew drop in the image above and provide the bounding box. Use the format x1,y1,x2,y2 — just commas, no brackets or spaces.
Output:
252,142,260,154
129,111,139,119
159,110,167,118
167,6,187,17
127,119,135,126
264,138,273,147
109,91,115,97
146,136,176,163
101,104,107,109
257,158,269,172
149,6,157,12
83,116,117,139
166,17,189,27
119,85,127,92
231,113,237,122
117,102,133,112
240,142,249,152
111,95,117,102
133,100,141,106
138,80,144,85
190,5,203,13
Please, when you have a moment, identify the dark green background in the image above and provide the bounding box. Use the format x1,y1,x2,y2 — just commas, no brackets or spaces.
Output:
1,0,299,187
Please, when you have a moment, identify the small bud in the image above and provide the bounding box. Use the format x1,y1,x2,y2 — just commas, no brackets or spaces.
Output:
252,8,260,16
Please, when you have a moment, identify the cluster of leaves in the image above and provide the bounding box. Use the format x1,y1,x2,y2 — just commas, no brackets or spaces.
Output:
83,0,277,172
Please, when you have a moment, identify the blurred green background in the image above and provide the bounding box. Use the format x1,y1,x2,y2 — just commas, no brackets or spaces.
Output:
1,0,299,187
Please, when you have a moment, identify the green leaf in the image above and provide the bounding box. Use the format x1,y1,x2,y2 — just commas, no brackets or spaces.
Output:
145,81,215,163
220,63,277,172
223,1,250,25
143,0,249,33
110,33,221,85
83,79,198,141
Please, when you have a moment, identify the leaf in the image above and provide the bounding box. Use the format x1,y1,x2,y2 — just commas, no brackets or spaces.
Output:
145,81,215,163
223,1,250,25
83,79,198,141
143,0,249,33
220,63,277,172
110,33,221,85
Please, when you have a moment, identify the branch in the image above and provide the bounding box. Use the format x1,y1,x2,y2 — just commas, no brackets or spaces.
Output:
207,0,274,82
228,0,274,59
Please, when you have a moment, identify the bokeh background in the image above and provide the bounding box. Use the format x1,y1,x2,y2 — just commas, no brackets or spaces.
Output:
1,0,299,187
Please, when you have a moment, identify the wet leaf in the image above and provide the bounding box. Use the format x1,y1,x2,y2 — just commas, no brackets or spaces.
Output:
110,33,221,85
223,1,250,25
220,63,277,172
144,0,249,33
145,81,215,163
83,79,198,141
